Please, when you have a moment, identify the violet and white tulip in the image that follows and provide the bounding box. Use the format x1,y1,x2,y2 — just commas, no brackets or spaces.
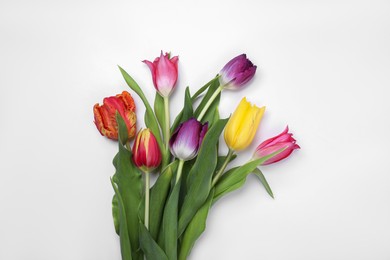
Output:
219,54,257,90
169,118,208,161
253,126,300,165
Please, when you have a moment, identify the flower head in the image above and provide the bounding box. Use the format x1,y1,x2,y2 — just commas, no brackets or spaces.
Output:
224,98,265,151
143,51,179,97
93,91,136,140
253,126,300,165
219,54,257,90
169,118,208,161
132,129,162,172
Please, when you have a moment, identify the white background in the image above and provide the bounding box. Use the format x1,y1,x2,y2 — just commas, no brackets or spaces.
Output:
1,0,390,259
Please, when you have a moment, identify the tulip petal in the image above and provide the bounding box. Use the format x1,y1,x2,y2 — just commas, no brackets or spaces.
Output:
234,105,265,151
224,98,250,149
169,118,207,161
143,60,157,88
257,126,289,149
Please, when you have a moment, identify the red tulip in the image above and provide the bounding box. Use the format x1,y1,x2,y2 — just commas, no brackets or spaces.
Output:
143,51,179,97
93,91,136,140
253,126,300,165
132,129,162,172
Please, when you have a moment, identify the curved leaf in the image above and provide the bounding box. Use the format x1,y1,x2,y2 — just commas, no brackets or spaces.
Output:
118,66,162,149
194,78,221,123
213,150,283,204
139,224,168,260
149,161,178,240
178,118,228,237
171,87,194,132
179,190,214,260
253,168,274,199
112,194,119,235
110,178,132,260
113,113,143,260
161,181,181,260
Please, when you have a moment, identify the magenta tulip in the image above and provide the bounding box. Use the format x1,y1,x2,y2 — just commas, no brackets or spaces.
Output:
219,54,257,90
143,51,179,97
169,118,208,161
253,126,300,165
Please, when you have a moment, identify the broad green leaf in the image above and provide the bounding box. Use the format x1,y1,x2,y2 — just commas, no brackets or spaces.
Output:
178,118,228,237
110,178,133,260
170,87,194,133
178,190,215,260
118,66,162,149
139,224,168,260
160,181,181,260
112,194,119,235
213,150,282,204
149,161,178,240
113,113,143,260
253,168,274,199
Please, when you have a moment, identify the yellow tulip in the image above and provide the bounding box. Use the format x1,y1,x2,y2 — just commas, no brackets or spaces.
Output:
224,97,265,151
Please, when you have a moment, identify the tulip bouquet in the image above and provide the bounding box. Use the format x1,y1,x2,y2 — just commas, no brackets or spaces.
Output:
93,52,299,260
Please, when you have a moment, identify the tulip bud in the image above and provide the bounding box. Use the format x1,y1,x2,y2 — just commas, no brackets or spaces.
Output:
219,54,257,90
224,97,265,151
93,91,136,140
143,51,179,97
132,129,162,172
169,118,208,161
253,126,300,165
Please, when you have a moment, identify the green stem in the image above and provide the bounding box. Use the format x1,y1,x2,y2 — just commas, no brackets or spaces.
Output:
144,171,150,229
163,96,170,169
211,149,234,187
197,85,224,121
175,159,185,184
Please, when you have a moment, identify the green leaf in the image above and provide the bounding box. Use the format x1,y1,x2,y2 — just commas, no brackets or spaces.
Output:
139,224,168,260
178,190,215,260
213,150,282,204
214,154,237,178
200,86,221,125
192,75,220,100
253,168,274,199
149,161,178,241
154,93,165,133
160,181,181,260
194,77,221,124
171,77,218,132
171,87,194,133
112,194,119,235
110,178,133,260
178,118,229,237
118,66,162,149
113,113,143,260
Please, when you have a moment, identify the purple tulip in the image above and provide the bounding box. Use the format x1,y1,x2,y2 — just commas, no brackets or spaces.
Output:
169,118,208,161
252,126,300,165
219,54,257,90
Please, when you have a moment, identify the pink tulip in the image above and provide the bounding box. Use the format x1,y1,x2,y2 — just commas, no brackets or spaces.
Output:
143,51,179,97
253,126,300,165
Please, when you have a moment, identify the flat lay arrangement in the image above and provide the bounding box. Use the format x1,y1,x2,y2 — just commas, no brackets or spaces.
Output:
93,52,299,260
